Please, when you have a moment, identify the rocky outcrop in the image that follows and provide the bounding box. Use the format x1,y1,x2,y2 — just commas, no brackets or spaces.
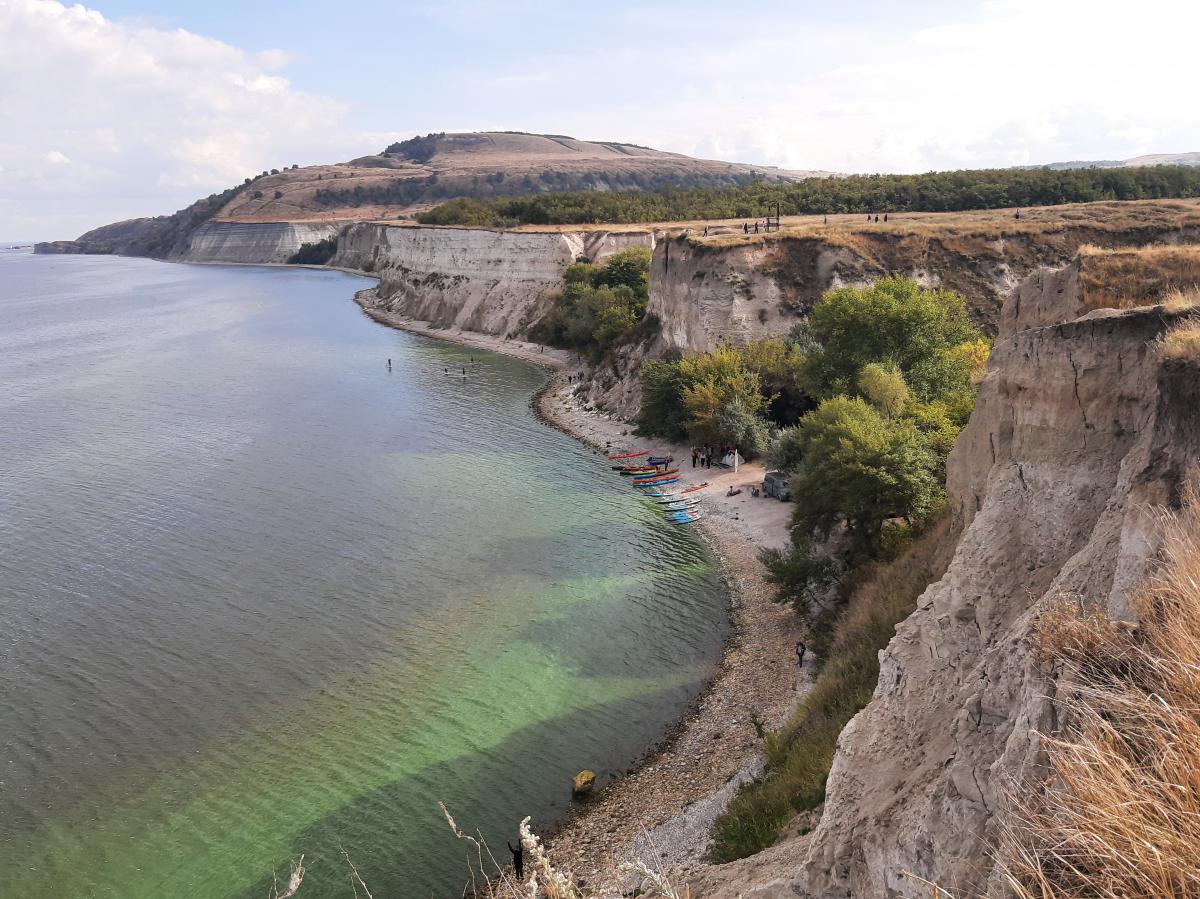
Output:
343,223,654,338
780,270,1200,898
178,221,342,264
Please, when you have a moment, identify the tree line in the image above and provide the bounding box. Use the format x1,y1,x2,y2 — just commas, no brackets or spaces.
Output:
415,164,1200,226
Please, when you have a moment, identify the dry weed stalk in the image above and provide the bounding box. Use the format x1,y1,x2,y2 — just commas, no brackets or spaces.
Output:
439,803,689,899
269,855,305,899
1003,480,1200,897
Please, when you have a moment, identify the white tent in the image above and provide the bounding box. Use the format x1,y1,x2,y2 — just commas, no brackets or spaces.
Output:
720,450,745,470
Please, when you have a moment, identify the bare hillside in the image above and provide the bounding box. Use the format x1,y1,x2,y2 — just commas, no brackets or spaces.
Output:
214,131,829,224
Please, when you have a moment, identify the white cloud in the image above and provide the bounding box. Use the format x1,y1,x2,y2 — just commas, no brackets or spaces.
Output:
467,0,1200,176
0,0,374,239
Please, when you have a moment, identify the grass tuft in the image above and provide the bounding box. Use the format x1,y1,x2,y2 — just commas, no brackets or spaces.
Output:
707,515,953,861
1003,478,1200,898
1159,318,1200,362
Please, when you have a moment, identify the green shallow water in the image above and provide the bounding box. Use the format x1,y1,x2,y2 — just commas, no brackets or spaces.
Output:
0,252,727,897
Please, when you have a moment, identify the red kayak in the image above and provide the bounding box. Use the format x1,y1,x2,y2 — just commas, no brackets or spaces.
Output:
607,450,649,460
681,482,709,493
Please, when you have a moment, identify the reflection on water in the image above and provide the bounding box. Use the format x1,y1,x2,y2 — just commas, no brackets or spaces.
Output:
0,252,727,897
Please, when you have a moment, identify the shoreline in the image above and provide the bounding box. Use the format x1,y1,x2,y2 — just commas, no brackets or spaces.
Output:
354,287,805,893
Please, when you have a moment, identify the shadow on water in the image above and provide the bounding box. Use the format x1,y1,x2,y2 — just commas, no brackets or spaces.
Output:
240,685,707,899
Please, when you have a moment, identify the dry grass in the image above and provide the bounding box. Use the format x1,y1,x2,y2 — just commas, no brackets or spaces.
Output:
439,803,688,899
1003,478,1200,898
1159,318,1200,362
1077,244,1200,312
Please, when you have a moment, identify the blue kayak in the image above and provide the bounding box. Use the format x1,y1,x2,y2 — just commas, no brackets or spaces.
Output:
667,511,701,524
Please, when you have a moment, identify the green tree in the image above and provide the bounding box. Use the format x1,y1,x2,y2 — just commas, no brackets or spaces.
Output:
789,397,942,556
803,276,980,402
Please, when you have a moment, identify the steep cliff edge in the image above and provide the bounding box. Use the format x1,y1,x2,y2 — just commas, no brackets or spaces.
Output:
736,269,1200,898
180,221,343,264
582,206,1200,418
341,223,654,338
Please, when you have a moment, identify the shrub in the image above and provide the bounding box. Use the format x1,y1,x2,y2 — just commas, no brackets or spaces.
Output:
530,248,651,360
286,236,339,266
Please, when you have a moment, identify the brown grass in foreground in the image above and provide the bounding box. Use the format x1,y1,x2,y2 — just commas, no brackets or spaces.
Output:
1077,244,1200,312
1003,479,1200,898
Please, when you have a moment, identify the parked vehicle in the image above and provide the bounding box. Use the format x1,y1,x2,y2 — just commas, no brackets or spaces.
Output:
763,470,791,501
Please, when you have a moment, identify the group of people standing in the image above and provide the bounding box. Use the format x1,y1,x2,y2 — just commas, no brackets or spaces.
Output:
691,445,734,468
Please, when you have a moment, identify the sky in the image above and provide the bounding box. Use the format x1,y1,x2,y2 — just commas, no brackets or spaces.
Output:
2,0,1198,240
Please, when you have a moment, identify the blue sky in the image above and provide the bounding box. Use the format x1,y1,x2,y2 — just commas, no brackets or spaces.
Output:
3,0,1198,239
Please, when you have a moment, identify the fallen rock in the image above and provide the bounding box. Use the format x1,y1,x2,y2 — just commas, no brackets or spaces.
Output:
572,770,597,798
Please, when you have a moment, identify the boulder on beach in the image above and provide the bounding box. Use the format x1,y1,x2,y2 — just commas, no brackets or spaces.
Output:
571,770,596,798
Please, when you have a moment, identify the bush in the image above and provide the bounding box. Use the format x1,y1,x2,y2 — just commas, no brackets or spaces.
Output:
529,248,651,360
286,236,339,266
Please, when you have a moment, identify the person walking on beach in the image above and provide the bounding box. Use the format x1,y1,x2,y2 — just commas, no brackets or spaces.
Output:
796,640,807,668
691,448,699,469
507,840,524,880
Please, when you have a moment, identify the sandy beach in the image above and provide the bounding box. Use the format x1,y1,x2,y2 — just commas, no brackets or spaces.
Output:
356,293,806,893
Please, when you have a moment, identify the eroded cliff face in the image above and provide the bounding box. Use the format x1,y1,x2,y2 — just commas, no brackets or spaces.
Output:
774,272,1200,898
341,223,654,338
178,221,343,264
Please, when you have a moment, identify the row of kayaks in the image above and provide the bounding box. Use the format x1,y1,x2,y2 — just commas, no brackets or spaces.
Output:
608,449,707,524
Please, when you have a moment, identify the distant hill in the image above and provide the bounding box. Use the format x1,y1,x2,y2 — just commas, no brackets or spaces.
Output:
215,131,829,224
39,131,829,256
1041,152,1200,170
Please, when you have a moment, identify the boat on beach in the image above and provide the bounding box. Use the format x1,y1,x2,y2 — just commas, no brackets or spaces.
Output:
607,450,649,459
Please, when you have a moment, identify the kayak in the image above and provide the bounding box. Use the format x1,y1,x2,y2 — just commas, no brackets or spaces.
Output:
631,471,679,484
608,450,649,459
635,477,679,488
680,482,708,494
653,494,694,504
618,467,657,476
668,511,701,524
632,467,679,479
643,489,681,498
662,501,700,512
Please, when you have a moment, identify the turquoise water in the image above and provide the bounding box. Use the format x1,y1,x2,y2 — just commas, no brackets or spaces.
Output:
0,252,727,897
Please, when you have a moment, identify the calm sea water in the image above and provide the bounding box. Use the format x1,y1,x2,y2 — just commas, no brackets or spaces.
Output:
0,252,726,898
